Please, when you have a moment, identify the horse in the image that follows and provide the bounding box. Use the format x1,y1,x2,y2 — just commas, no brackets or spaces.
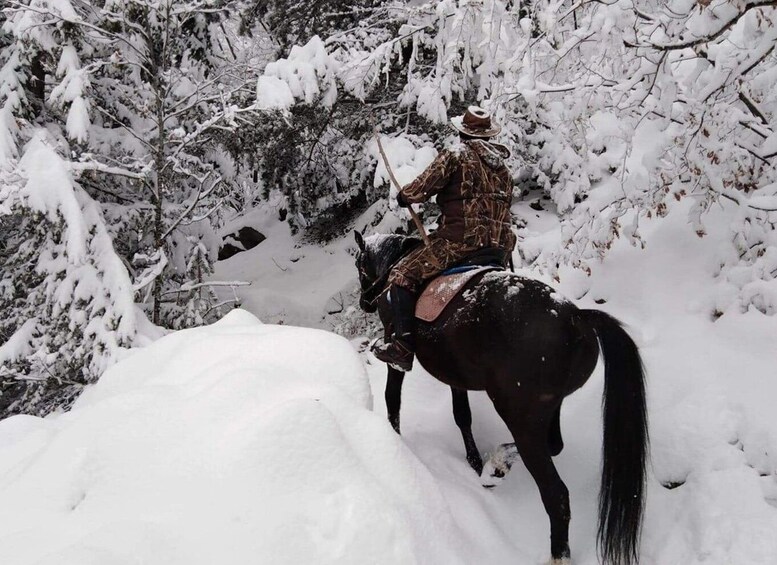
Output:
353,232,648,565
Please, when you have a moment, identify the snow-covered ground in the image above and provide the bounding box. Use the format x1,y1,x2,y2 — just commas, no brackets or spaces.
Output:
0,311,471,564
1,198,776,564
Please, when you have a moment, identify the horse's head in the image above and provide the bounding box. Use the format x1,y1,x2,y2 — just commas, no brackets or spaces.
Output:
354,231,380,313
353,231,421,314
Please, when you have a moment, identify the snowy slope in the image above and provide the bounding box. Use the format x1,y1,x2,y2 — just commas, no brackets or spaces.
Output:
1,198,776,564
0,310,473,565
218,196,777,564
214,206,361,328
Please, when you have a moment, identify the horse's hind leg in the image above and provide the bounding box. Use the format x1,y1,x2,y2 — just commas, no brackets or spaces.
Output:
385,367,405,434
493,397,571,563
451,387,483,474
548,401,564,457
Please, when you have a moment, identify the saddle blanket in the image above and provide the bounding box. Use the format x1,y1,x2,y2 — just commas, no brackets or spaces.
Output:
415,266,501,322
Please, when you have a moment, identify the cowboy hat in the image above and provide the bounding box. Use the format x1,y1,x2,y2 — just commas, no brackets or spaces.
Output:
450,106,501,138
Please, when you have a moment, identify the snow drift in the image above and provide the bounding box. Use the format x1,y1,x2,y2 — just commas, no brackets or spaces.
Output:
0,310,469,565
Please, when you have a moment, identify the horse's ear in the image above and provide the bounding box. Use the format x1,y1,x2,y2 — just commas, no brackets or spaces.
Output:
354,230,365,251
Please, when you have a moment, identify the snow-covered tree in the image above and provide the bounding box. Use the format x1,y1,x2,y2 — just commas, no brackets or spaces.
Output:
0,0,266,414
0,132,137,416
622,0,777,313
2,0,261,326
262,0,777,315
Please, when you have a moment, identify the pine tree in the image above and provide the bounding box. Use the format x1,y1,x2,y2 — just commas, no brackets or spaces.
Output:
3,0,261,327
0,132,137,416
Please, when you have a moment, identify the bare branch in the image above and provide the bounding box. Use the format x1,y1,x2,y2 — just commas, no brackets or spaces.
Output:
626,1,777,51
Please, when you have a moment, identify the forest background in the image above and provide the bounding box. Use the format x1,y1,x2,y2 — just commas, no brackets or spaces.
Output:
1,0,776,417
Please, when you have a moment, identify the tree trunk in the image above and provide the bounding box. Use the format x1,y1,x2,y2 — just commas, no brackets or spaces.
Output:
29,53,46,116
152,96,166,326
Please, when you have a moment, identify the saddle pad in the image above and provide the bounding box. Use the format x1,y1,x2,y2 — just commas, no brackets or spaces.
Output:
415,266,501,323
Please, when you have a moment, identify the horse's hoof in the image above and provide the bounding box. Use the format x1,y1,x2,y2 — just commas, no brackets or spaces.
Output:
546,558,571,565
480,443,519,488
480,459,506,488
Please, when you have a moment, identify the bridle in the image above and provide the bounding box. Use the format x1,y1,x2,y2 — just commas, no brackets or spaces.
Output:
359,270,390,310
356,250,401,311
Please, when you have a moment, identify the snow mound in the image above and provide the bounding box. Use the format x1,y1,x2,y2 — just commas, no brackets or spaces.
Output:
0,310,469,565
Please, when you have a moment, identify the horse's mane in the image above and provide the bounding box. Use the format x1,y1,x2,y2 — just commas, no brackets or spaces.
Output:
364,234,422,279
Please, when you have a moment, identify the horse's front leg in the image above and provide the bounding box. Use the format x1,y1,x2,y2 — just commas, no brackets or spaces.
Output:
451,387,483,475
385,367,405,434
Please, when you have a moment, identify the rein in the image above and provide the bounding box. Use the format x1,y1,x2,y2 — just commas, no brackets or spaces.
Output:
359,254,404,308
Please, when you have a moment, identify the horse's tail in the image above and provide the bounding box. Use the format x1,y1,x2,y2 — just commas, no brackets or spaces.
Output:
582,309,648,565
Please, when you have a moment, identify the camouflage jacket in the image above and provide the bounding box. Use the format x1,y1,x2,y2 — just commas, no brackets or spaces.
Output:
399,140,516,251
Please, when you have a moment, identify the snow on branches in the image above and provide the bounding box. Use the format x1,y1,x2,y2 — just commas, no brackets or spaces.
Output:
620,0,777,313
262,36,338,107
3,0,261,330
0,132,137,416
259,0,777,315
0,0,262,413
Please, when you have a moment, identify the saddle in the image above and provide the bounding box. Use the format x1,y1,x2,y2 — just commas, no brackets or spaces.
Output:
415,248,506,322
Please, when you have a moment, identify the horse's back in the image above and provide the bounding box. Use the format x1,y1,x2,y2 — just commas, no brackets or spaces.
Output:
415,271,599,394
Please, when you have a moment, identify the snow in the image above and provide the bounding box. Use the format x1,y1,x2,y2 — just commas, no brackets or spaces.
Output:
65,95,90,143
0,310,483,565
368,134,437,216
370,135,437,190
213,195,776,564
256,75,295,110
50,44,90,142
262,36,338,107
2,190,777,563
0,318,38,366
213,206,359,327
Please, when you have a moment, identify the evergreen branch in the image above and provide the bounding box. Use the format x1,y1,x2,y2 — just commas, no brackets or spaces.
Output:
92,105,156,150
77,0,151,40
6,2,151,62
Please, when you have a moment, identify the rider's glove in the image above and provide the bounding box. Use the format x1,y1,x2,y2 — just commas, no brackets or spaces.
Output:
396,192,410,208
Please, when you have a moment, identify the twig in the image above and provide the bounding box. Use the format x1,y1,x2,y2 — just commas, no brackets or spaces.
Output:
161,280,251,296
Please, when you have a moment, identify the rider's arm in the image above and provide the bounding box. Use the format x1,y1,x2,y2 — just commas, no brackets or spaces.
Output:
398,149,458,206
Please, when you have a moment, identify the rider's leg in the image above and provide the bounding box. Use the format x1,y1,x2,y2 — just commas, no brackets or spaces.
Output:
372,236,470,371
370,240,433,372
372,283,417,371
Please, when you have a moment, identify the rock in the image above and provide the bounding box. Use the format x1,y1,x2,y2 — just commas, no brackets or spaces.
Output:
218,226,265,261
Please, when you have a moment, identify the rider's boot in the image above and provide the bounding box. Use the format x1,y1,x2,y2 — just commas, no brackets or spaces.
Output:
372,284,416,372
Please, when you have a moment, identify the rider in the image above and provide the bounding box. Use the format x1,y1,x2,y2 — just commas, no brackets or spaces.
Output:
372,106,517,371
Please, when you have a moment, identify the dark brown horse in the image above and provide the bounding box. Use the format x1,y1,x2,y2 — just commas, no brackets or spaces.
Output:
354,232,648,565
